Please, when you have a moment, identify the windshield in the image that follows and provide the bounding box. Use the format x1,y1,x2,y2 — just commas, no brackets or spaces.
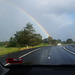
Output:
0,0,75,66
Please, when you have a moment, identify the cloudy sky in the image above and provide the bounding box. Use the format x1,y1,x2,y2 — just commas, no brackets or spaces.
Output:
0,0,75,41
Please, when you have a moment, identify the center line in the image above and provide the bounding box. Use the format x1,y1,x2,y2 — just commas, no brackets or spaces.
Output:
48,57,50,59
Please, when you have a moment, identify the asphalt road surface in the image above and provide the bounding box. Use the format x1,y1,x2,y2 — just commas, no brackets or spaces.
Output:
0,45,75,66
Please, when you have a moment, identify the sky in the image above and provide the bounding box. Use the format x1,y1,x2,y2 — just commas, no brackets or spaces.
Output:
0,0,75,41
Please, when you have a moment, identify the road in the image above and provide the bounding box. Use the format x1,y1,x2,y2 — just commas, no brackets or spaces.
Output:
0,45,75,66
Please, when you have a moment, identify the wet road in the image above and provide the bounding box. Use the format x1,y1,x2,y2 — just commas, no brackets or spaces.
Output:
0,45,75,66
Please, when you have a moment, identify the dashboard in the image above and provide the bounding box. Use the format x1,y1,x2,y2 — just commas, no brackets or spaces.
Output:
0,63,75,75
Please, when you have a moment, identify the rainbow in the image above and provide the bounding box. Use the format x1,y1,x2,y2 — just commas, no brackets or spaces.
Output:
5,1,50,37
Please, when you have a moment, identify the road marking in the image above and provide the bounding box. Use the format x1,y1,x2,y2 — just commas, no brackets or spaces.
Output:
4,48,41,66
4,63,10,66
19,48,41,58
61,46,75,55
48,57,50,59
49,50,52,55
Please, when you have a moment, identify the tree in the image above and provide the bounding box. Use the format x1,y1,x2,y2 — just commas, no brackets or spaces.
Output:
43,38,48,43
0,41,6,46
66,38,73,44
43,36,54,45
24,22,35,33
51,39,57,45
48,36,53,44
29,34,42,46
61,41,66,44
7,37,16,47
56,39,61,43
7,22,42,47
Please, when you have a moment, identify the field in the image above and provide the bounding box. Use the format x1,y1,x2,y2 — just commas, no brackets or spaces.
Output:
0,43,49,56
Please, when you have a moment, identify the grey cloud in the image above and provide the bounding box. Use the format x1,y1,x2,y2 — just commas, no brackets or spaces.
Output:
0,0,75,41
40,0,75,14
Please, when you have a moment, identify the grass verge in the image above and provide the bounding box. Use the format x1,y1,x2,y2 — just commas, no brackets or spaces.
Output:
0,43,49,56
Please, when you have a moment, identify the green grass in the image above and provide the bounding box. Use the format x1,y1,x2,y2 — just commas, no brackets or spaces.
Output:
0,47,20,56
33,43,50,47
0,43,49,56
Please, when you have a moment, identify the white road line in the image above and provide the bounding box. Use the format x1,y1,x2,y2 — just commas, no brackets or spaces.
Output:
48,57,50,59
49,50,52,55
4,63,10,66
19,48,41,58
4,48,41,66
61,46,75,55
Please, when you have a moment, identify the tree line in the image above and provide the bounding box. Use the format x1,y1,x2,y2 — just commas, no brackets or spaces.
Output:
0,22,75,47
43,37,75,45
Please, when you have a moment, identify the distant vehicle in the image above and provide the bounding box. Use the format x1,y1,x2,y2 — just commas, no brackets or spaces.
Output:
57,43,61,46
